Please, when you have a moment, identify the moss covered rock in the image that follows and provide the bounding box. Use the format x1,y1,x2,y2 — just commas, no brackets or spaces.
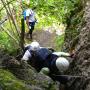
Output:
63,1,90,90
0,69,30,90
0,49,58,90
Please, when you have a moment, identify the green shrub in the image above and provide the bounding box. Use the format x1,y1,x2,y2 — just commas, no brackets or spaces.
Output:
55,34,64,51
0,32,19,55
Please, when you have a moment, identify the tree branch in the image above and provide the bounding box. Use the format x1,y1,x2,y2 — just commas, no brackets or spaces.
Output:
0,26,19,45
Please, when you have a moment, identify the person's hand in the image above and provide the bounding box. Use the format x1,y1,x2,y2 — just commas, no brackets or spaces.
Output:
70,51,76,58
48,47,55,52
20,59,27,65
68,50,75,58
29,26,31,29
21,58,27,63
23,60,28,64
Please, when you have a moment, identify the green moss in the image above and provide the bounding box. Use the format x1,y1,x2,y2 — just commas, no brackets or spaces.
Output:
63,8,84,51
0,69,30,90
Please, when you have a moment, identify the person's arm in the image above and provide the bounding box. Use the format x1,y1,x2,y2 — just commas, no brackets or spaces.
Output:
52,52,70,57
47,47,55,52
21,50,31,62
26,16,29,28
26,9,31,28
24,44,31,51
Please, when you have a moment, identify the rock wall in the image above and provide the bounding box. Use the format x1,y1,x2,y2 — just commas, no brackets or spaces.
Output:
0,49,59,90
64,1,90,90
63,1,84,52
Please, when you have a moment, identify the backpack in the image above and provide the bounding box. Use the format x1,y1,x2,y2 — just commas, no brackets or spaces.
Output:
22,9,33,20
35,48,52,61
23,10,26,20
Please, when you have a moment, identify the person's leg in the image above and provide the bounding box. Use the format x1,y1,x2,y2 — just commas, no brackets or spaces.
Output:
28,22,32,39
50,75,69,84
29,22,35,39
30,25,34,39
49,75,69,90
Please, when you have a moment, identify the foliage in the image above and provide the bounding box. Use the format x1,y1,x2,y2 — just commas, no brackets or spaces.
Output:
0,69,30,90
63,3,84,52
55,34,64,51
21,0,81,27
0,31,19,55
0,0,81,53
0,0,21,54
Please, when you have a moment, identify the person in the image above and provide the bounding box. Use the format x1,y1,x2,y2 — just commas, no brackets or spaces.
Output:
25,7,37,39
22,41,40,61
21,41,73,85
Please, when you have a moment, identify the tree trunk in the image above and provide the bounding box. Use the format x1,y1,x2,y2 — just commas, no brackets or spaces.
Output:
20,17,25,50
